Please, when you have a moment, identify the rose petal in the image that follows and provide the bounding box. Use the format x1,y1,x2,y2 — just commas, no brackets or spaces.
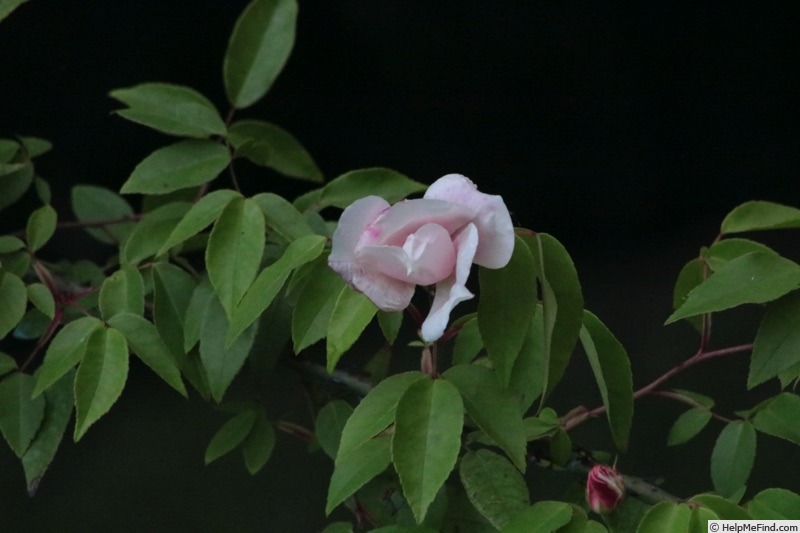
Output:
424,174,514,269
349,268,415,311
356,223,456,285
420,223,479,342
362,198,475,248
329,195,390,267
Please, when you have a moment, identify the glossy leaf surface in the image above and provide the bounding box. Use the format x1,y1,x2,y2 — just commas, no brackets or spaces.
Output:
478,236,536,385
120,140,230,195
392,378,463,523
73,327,129,441
224,0,298,108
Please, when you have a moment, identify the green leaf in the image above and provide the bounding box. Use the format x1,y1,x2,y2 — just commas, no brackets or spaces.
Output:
316,399,354,459
34,317,102,396
251,192,314,241
673,389,715,409
721,200,800,234
337,371,425,458
292,260,346,352
523,415,559,441
26,204,57,252
326,436,392,515
74,327,129,441
452,317,483,366
205,410,258,464
392,378,464,524
20,136,52,158
501,501,573,533
22,369,73,496
0,235,25,253
527,233,584,397
690,506,718,531
34,176,51,204
242,411,275,474
319,168,426,209
705,238,777,271
14,309,50,340
152,263,196,355
70,185,135,244
673,258,711,332
711,420,756,498
752,393,800,444
459,449,529,530
667,408,712,446
228,120,322,181
0,352,17,376
121,202,190,265
556,506,591,533
0,271,28,339
377,311,403,345
0,160,33,211
158,189,241,254
224,0,298,108
206,197,266,319
749,291,800,388
294,188,322,212
110,82,226,138
120,140,230,195
99,267,145,320
27,283,55,319
509,307,547,413
0,373,46,457
443,364,527,471
327,287,378,373
747,488,800,519
689,494,752,520
199,294,259,402
666,252,800,324
0,1,29,24
635,502,692,533
478,236,537,385
579,311,633,451
549,428,572,465
0,139,18,161
227,234,325,346
107,313,187,397
183,278,215,354
1,250,30,277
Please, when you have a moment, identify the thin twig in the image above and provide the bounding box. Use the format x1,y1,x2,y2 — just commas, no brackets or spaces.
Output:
20,310,63,372
12,214,142,238
562,343,754,431
650,390,733,423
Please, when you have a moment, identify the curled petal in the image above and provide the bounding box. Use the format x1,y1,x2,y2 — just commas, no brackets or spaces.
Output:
333,262,415,311
420,223,479,342
329,196,390,267
424,174,514,269
363,198,476,248
356,224,456,286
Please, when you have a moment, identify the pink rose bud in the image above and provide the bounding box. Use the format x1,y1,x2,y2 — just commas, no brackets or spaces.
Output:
586,465,625,514
328,174,514,342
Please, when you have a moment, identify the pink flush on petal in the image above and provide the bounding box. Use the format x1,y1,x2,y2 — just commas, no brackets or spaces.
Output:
585,465,625,514
328,174,514,341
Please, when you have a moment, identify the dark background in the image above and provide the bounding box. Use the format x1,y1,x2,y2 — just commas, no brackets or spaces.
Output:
1,1,799,531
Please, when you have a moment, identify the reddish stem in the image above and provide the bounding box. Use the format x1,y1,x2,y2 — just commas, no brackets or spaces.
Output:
14,214,142,238
562,343,754,431
20,310,63,372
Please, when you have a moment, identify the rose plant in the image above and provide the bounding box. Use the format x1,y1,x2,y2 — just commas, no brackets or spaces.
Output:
1,1,800,532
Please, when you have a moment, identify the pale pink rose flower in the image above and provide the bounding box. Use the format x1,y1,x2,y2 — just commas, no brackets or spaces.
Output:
328,174,514,342
585,464,625,514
